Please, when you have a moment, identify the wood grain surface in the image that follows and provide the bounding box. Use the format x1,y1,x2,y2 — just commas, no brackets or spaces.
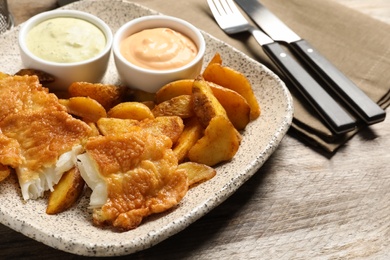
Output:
2,0,390,259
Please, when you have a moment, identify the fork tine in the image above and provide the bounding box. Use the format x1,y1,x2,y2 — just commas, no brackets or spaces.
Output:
225,0,243,16
207,0,223,24
219,0,232,15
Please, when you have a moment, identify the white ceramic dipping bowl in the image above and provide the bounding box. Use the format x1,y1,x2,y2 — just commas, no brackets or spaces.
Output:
18,10,113,91
113,15,206,93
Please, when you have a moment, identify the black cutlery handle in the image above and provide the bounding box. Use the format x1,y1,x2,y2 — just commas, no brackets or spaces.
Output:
263,42,356,134
290,39,386,125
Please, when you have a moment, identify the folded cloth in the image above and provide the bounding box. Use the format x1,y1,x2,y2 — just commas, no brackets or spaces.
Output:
137,0,390,153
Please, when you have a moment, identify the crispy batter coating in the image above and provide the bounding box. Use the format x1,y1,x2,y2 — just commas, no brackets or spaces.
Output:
0,75,64,122
0,75,92,198
0,131,21,168
83,130,188,231
0,111,92,182
97,116,184,144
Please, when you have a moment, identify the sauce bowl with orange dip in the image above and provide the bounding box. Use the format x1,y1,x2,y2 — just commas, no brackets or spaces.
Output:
113,15,206,93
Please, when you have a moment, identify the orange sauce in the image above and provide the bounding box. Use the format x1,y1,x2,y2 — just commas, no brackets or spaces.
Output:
120,28,197,70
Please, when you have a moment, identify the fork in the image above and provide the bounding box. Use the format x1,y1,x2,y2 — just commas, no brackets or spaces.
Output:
207,0,357,134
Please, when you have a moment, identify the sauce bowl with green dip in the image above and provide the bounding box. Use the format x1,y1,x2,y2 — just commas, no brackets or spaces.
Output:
18,10,113,91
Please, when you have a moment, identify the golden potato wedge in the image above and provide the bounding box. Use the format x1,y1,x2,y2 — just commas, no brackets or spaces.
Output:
208,81,251,130
178,161,216,188
152,95,194,118
203,62,260,120
206,52,223,66
64,96,107,122
192,76,228,128
173,117,203,163
68,82,127,110
188,115,241,166
155,79,194,104
97,116,184,144
107,102,155,120
46,167,85,214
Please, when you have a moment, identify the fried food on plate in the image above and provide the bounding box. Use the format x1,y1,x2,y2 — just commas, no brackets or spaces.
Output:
155,79,193,103
188,115,241,166
172,117,203,163
0,74,92,200
189,76,241,166
61,96,107,122
208,81,251,130
97,116,184,144
68,82,127,110
46,167,85,214
156,78,250,130
152,95,194,118
203,53,260,120
178,161,216,188
15,68,55,85
0,131,20,182
191,75,228,128
107,101,154,120
76,130,188,231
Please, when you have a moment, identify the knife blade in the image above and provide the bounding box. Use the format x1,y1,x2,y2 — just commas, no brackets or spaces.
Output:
248,28,356,134
235,0,386,125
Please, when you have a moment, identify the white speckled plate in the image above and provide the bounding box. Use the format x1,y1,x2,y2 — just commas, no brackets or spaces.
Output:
0,0,293,256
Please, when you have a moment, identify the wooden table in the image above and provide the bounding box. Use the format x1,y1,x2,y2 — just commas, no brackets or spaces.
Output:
2,0,390,259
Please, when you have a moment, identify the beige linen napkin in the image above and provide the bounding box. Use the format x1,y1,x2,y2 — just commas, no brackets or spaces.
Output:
136,0,390,153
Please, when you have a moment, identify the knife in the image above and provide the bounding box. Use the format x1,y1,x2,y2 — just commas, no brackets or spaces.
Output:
235,0,386,125
248,28,356,134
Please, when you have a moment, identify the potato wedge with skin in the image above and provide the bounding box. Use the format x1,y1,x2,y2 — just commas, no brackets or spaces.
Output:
155,78,250,130
203,63,260,120
206,52,223,66
68,82,127,110
155,79,193,104
173,117,203,163
97,116,184,144
192,76,228,128
107,102,154,120
46,167,85,214
63,96,107,122
188,115,241,166
178,162,216,188
152,95,194,118
209,82,251,130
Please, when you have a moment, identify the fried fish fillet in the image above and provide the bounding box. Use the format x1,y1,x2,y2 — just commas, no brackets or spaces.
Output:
0,131,21,182
97,116,184,144
0,75,92,200
77,130,188,231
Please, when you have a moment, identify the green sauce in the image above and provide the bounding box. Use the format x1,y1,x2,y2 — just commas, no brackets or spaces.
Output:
26,17,106,63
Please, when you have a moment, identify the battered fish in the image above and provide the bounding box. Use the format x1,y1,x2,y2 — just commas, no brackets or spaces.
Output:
77,130,188,231
0,74,92,200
